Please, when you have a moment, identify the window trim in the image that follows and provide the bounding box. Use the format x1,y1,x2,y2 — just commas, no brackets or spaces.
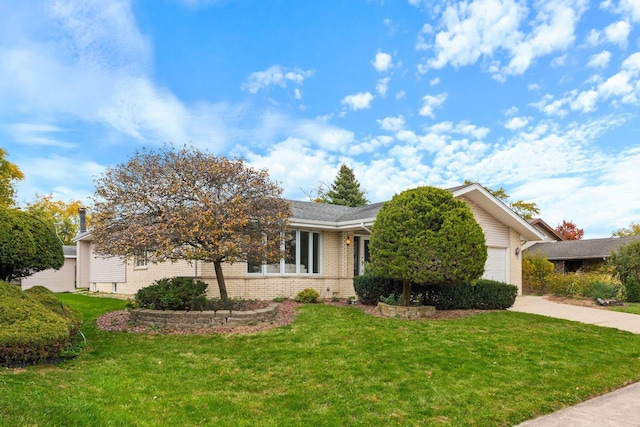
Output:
247,230,322,276
134,251,148,269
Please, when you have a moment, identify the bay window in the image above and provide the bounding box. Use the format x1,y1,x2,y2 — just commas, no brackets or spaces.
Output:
247,230,321,275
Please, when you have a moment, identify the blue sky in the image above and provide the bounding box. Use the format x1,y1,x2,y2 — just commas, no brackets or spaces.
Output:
1,0,639,238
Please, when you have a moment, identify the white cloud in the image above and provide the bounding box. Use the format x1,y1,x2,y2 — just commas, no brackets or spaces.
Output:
505,116,530,130
395,90,406,99
372,52,393,72
587,50,611,68
420,0,587,80
419,92,447,118
377,115,405,132
241,65,314,94
604,20,631,47
341,91,374,111
429,77,440,86
570,89,599,112
376,77,390,96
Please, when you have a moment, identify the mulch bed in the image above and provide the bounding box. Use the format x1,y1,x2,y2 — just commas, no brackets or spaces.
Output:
95,300,497,336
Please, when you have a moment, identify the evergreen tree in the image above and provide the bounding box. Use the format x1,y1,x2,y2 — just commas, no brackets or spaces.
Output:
320,164,368,207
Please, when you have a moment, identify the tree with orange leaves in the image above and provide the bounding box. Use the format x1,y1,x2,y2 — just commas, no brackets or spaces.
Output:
555,220,584,240
91,145,291,300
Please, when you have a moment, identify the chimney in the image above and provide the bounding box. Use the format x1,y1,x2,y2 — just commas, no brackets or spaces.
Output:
78,207,87,233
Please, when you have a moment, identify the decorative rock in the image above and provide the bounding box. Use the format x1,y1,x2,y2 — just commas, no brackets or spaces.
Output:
377,302,436,319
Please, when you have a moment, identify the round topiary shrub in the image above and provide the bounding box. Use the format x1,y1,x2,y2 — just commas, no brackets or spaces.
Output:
369,186,487,306
135,277,209,311
294,288,320,303
0,282,78,366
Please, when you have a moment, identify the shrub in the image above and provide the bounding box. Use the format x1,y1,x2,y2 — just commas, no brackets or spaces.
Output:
418,280,518,310
0,281,78,366
135,277,208,311
545,272,623,299
353,270,402,305
294,288,320,304
587,281,619,301
610,240,640,302
522,250,555,294
369,186,487,305
25,286,81,336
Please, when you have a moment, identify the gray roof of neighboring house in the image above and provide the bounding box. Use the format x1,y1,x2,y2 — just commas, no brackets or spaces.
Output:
63,245,77,258
526,236,640,260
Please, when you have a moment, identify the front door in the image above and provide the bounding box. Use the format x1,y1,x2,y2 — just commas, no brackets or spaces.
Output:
353,235,370,276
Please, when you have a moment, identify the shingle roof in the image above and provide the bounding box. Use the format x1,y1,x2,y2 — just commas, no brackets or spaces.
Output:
526,236,640,260
289,200,385,223
63,245,77,257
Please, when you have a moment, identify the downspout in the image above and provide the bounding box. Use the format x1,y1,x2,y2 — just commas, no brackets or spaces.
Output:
360,222,371,233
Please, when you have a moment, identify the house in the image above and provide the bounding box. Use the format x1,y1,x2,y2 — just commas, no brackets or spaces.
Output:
526,236,640,273
73,183,544,298
526,219,564,246
21,245,77,292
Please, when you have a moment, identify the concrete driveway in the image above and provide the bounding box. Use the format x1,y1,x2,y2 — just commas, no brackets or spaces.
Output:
510,296,640,426
510,295,640,334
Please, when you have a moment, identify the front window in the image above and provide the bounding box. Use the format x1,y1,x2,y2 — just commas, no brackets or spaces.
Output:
134,252,148,268
248,230,321,275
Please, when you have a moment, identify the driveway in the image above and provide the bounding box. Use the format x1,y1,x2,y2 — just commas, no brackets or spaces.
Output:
510,296,640,426
509,295,640,334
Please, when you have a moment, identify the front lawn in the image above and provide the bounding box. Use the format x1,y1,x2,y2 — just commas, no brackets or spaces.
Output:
2,295,640,426
609,302,640,315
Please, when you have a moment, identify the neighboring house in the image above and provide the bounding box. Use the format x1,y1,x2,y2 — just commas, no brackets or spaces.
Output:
526,219,564,246
73,183,544,298
526,236,640,273
21,245,77,292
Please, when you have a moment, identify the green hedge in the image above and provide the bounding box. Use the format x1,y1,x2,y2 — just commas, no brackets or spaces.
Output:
0,282,80,366
354,274,517,309
135,277,209,311
353,274,402,305
417,280,517,310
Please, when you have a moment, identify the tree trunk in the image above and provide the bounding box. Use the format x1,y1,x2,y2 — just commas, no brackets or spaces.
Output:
402,279,411,306
213,260,229,300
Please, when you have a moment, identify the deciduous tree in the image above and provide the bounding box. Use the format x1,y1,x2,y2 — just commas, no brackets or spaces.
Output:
369,186,487,306
0,207,64,282
317,164,368,207
91,145,291,300
612,222,640,237
555,220,584,240
25,194,88,245
0,148,24,207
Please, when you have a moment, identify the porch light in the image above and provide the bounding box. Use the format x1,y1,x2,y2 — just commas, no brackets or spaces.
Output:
345,237,352,246
515,247,521,256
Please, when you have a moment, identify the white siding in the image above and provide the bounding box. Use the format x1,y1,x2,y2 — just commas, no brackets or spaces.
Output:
21,258,76,292
484,247,507,282
462,197,509,247
90,249,126,283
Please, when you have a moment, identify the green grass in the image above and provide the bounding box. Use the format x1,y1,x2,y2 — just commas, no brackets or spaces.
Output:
2,295,640,426
609,302,640,315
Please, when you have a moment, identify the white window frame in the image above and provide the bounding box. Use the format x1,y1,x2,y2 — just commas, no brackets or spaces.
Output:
247,230,322,275
134,251,148,269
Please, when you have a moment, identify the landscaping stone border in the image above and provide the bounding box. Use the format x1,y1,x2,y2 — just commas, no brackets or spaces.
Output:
129,303,279,329
377,302,436,319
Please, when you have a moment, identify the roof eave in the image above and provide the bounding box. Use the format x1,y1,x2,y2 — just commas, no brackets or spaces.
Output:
451,183,545,242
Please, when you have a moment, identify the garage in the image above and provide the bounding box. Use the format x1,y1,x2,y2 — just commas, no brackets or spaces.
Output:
483,247,508,283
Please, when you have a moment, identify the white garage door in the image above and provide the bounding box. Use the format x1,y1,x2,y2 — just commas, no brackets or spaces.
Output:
483,247,507,283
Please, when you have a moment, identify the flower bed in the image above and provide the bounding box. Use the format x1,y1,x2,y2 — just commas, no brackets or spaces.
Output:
129,302,279,329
